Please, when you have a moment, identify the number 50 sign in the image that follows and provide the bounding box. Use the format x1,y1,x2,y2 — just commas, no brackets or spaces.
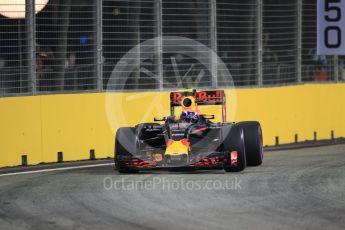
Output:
317,0,345,55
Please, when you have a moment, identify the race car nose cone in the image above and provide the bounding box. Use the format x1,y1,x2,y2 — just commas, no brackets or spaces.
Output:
164,154,188,167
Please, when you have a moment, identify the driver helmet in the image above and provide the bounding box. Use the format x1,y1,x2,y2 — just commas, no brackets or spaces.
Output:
180,96,199,121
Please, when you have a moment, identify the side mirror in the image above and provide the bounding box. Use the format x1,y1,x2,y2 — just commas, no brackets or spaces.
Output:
154,117,166,122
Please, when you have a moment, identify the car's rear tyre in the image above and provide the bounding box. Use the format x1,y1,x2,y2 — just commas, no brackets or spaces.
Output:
238,121,263,166
115,127,139,173
222,124,246,172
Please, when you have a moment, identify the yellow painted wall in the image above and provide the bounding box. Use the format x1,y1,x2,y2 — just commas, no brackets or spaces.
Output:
0,83,344,167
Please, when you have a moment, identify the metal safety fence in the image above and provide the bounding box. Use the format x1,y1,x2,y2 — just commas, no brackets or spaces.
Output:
216,0,258,86
0,1,30,95
0,0,343,96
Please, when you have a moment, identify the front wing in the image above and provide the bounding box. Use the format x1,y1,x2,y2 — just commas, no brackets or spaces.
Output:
116,151,237,171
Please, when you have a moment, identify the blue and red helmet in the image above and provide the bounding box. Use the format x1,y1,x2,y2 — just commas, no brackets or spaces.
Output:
180,96,199,121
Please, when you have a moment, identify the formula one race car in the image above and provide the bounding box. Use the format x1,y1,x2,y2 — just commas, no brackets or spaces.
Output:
115,89,263,173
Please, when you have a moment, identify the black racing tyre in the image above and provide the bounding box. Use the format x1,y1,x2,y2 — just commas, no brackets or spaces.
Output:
114,127,139,173
222,124,246,172
237,121,263,166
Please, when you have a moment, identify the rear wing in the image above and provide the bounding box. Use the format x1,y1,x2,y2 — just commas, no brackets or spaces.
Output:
170,90,227,122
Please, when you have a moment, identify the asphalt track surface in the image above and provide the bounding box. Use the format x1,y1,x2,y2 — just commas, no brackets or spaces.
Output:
0,145,345,230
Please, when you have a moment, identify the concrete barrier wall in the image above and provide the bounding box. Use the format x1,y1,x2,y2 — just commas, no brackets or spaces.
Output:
1,83,344,167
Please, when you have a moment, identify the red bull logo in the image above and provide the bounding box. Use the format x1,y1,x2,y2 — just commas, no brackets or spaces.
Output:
171,90,224,105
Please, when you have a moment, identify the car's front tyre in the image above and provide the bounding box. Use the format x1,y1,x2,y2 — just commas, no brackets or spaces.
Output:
222,124,246,172
115,127,139,173
237,121,263,166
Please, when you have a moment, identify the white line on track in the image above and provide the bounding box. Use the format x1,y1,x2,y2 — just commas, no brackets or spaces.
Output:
0,163,115,177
